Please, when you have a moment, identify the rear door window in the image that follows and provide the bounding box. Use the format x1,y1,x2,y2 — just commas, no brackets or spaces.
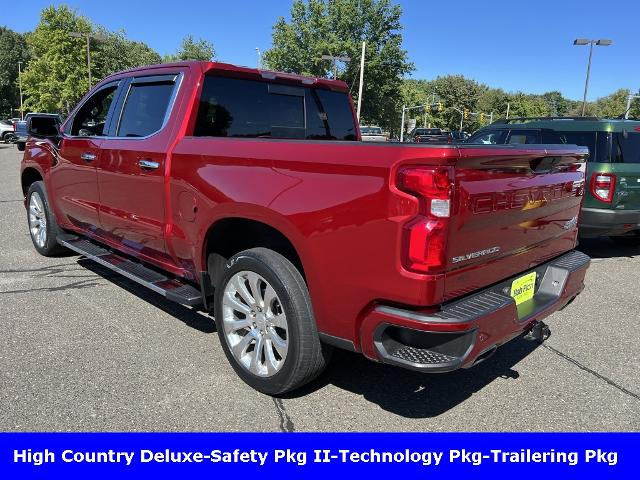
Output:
194,76,356,140
507,129,540,144
541,130,609,162
116,77,176,138
467,129,508,145
612,132,640,163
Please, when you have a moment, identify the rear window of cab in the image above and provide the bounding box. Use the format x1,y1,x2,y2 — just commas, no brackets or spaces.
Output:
193,75,357,141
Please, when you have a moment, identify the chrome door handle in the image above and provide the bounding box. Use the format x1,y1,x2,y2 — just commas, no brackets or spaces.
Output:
80,152,96,162
138,159,160,170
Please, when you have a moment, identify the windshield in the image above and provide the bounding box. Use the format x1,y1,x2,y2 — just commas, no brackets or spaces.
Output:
361,127,382,135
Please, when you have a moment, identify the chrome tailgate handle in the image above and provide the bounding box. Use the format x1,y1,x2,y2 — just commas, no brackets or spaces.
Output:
138,159,160,170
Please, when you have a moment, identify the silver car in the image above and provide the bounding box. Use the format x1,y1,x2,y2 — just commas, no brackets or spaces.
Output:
360,125,388,142
0,119,17,143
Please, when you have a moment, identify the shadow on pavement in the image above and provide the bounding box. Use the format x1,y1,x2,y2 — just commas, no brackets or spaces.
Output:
78,258,215,334
287,338,541,417
577,237,640,259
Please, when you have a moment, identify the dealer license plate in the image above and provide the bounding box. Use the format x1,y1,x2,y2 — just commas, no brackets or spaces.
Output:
510,272,537,306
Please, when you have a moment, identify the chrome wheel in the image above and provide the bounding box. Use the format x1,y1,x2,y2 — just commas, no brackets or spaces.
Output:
28,192,47,248
222,270,288,377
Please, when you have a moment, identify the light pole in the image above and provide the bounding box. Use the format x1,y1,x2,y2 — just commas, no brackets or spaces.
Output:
17,61,24,120
573,38,612,116
356,41,366,121
255,48,262,68
69,32,107,88
625,92,640,119
400,104,430,142
446,106,464,132
321,54,351,80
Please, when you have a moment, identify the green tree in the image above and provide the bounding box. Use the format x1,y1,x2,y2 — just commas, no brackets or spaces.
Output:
21,6,163,114
263,0,413,130
592,88,633,118
400,79,433,130
93,28,161,77
629,92,640,119
411,76,487,131
541,91,576,116
21,5,93,113
164,35,215,62
504,92,550,118
0,27,29,117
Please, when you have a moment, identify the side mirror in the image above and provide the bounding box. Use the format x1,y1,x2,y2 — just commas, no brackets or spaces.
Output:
27,115,61,139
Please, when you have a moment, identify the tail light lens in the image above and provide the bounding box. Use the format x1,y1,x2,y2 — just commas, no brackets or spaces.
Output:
397,167,453,273
590,172,615,203
13,123,17,132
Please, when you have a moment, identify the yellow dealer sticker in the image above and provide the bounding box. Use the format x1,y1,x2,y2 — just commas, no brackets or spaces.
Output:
510,272,537,306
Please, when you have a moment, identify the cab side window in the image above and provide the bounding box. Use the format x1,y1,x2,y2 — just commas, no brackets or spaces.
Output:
116,79,176,138
70,85,118,136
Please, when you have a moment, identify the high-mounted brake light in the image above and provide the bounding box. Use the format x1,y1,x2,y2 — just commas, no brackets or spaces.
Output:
590,172,615,203
397,167,453,273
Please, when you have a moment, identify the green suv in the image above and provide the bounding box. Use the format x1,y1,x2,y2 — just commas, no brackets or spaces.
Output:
467,117,640,243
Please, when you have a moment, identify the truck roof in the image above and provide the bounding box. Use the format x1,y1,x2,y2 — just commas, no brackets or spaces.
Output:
487,116,640,132
101,60,349,92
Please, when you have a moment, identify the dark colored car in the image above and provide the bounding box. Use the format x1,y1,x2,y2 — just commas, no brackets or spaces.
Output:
450,130,470,142
467,117,640,242
15,113,63,151
20,62,589,394
409,127,452,144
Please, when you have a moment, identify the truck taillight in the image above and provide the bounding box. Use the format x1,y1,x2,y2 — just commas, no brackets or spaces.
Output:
590,172,615,203
397,167,453,273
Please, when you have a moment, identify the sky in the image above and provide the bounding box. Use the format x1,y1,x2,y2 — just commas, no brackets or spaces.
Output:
4,0,637,101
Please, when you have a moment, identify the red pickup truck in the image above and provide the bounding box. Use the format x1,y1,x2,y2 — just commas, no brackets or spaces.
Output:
20,61,590,394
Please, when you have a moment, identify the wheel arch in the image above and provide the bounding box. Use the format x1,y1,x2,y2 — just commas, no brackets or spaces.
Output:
21,167,44,197
202,215,308,289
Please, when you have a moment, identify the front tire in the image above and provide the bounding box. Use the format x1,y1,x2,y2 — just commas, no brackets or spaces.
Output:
3,132,17,144
26,181,66,256
213,248,331,395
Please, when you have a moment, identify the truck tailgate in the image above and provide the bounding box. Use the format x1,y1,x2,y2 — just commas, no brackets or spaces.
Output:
443,145,588,301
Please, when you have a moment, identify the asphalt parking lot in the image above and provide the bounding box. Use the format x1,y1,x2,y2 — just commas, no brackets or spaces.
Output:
0,144,638,432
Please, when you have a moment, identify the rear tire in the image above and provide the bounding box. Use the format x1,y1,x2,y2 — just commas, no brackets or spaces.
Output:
17,142,25,151
609,234,640,246
213,247,331,395
26,181,66,256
